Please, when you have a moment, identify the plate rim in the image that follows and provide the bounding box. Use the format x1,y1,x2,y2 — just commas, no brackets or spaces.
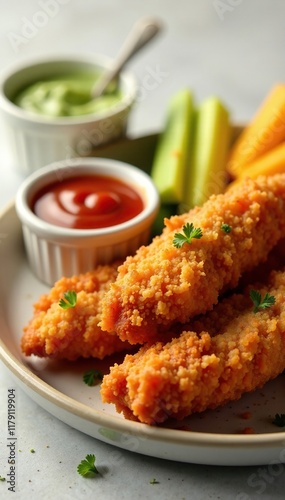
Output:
0,201,285,452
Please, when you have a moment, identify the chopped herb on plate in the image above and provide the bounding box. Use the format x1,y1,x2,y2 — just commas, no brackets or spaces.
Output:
83,369,103,386
272,413,285,427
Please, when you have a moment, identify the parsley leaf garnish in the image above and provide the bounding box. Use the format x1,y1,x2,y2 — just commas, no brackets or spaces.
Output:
272,413,285,427
173,223,203,248
59,290,77,309
249,289,276,313
77,454,99,477
83,369,103,386
221,223,232,234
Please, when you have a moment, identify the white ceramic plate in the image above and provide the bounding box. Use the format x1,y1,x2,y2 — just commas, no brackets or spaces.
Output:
1,136,285,467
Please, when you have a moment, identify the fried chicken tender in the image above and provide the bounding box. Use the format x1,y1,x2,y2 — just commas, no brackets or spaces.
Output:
101,269,285,425
21,262,130,361
100,174,285,344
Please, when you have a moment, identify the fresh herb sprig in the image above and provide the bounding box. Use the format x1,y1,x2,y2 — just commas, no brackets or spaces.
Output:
59,290,77,309
83,369,103,387
249,290,276,313
77,454,99,477
173,223,203,248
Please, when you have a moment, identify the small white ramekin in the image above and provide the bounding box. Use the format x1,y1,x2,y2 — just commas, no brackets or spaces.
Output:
15,157,159,286
0,54,137,175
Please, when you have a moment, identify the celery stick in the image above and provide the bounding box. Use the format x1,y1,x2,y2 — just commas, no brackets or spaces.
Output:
151,89,194,204
184,96,230,209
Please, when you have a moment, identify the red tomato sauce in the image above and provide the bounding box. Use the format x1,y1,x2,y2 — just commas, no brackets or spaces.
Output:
32,174,144,229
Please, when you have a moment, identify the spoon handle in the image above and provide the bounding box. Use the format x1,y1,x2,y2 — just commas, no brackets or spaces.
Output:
92,17,163,98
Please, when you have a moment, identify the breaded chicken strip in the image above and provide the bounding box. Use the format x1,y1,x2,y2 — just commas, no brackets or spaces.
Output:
100,174,285,344
101,269,285,425
21,262,130,361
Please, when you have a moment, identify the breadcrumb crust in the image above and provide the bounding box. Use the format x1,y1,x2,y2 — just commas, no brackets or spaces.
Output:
21,262,129,360
100,174,285,344
101,269,285,424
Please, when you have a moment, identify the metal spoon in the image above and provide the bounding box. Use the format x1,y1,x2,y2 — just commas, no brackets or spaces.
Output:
91,16,163,98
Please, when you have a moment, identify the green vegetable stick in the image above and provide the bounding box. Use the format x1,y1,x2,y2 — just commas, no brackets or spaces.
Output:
151,89,194,204
184,96,230,209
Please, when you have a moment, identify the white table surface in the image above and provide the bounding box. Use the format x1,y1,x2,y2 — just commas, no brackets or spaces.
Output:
1,1,285,499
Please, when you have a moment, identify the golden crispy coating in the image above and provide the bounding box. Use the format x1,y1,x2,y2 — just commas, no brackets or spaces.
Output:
99,174,285,344
101,269,285,425
21,262,130,361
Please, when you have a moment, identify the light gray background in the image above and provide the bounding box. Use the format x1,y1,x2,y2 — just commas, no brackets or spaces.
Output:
1,1,285,498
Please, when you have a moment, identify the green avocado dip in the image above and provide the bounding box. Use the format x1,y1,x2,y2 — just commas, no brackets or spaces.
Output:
13,72,122,118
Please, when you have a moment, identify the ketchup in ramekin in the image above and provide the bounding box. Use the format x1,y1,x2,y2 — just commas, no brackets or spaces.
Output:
31,174,144,229
15,158,159,285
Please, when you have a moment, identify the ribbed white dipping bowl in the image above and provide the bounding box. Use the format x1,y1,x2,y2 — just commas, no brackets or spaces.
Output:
15,157,160,286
